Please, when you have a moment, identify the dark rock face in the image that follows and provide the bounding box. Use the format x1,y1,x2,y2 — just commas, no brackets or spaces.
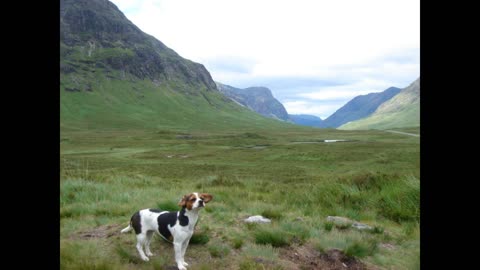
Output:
321,86,401,128
216,82,290,121
60,0,216,91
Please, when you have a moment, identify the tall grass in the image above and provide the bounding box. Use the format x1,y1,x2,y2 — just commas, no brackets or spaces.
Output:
60,128,419,269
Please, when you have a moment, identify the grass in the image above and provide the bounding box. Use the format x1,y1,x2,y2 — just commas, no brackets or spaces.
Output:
254,227,291,247
60,127,419,269
345,240,378,258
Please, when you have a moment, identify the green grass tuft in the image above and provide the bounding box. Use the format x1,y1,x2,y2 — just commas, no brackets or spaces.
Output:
230,235,244,249
324,221,334,232
254,227,290,247
261,208,283,220
208,243,230,258
190,231,210,245
344,240,378,258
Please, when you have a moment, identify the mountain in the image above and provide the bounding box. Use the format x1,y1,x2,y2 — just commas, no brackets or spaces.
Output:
321,87,401,128
60,0,293,131
216,82,290,121
288,114,324,127
339,78,420,130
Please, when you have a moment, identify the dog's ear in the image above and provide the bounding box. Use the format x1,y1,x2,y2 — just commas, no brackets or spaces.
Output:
178,195,187,207
200,193,213,203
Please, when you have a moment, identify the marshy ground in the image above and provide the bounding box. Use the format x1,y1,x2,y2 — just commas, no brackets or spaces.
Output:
60,127,419,269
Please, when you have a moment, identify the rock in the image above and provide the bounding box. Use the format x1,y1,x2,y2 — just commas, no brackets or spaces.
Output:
326,216,373,231
351,222,373,231
244,215,271,223
326,216,353,226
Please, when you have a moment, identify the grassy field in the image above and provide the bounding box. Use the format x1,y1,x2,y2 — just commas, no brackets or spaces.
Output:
60,127,419,270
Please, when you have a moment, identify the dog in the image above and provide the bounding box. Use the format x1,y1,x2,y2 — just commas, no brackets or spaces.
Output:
121,192,213,270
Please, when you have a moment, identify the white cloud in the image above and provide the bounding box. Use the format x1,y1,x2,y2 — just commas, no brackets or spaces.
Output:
283,101,345,120
109,0,420,118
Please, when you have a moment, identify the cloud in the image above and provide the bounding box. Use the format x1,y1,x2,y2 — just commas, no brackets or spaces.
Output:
283,100,347,120
110,0,420,118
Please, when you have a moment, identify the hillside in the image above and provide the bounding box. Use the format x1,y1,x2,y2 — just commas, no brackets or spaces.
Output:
60,0,294,132
288,114,324,127
339,78,420,130
321,87,401,128
216,82,290,121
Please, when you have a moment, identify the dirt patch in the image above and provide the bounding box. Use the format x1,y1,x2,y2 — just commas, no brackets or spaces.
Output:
70,224,124,240
280,245,373,270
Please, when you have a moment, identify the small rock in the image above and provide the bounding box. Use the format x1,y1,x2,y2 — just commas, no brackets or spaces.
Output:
244,215,271,223
326,216,373,231
352,222,373,231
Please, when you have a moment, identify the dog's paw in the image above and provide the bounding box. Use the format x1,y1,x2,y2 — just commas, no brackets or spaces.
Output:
141,256,150,262
146,251,154,257
182,261,189,266
177,265,187,270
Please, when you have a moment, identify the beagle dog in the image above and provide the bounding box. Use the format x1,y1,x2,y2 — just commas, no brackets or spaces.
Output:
121,192,213,270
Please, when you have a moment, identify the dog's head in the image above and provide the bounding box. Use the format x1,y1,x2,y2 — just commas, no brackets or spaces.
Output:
178,192,213,210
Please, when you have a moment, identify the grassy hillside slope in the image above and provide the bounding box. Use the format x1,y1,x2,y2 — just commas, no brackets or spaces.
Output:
61,70,296,132
339,78,420,130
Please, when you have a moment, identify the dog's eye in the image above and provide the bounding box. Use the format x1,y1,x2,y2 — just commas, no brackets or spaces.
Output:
190,198,196,201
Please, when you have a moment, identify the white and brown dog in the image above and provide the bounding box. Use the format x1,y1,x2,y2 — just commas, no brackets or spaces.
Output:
121,192,213,270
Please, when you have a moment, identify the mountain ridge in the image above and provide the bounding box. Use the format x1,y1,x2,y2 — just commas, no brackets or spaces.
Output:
321,87,402,128
216,82,290,121
60,0,216,91
339,78,420,130
60,0,296,131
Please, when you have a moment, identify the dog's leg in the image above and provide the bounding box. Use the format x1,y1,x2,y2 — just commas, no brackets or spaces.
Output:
145,231,154,257
180,234,193,267
174,238,187,270
136,233,150,261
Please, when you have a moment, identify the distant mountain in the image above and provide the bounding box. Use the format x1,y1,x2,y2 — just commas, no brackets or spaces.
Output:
288,114,324,127
216,82,290,121
321,87,401,128
60,0,292,131
339,78,420,130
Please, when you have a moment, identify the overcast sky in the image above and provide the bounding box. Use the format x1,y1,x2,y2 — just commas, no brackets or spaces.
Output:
110,0,419,119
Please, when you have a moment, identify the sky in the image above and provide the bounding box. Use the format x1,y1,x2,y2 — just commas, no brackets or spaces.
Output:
109,0,419,119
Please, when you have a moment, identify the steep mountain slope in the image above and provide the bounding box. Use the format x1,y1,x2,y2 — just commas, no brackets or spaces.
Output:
216,82,290,121
339,78,420,130
288,114,324,127
60,0,294,131
321,87,401,128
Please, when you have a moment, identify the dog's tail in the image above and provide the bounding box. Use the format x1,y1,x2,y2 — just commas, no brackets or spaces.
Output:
120,224,132,233
121,211,140,234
